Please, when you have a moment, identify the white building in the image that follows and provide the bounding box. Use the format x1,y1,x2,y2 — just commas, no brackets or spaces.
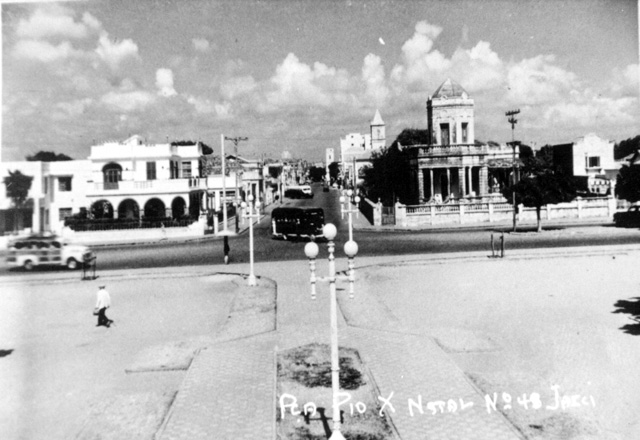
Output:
0,135,264,237
1,160,91,235
552,133,617,195
339,110,386,188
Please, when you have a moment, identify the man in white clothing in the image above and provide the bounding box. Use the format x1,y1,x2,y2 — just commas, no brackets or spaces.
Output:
95,285,113,327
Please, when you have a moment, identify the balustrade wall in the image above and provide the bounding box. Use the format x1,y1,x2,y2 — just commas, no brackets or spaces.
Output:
362,197,618,227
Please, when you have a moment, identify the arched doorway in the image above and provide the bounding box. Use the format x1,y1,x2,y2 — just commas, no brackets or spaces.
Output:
144,198,166,218
118,199,140,220
171,197,186,219
102,163,122,190
91,200,114,219
189,192,202,218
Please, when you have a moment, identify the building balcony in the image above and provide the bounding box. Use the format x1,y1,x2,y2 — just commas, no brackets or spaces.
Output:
87,175,242,197
87,177,207,196
410,143,515,158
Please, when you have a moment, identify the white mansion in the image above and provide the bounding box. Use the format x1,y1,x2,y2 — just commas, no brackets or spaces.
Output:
0,135,263,236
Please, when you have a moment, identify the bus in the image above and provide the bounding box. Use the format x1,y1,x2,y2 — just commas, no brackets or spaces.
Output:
6,234,94,271
271,207,324,240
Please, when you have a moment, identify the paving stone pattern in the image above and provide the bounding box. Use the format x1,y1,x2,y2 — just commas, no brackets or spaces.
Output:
156,336,276,440
154,265,524,440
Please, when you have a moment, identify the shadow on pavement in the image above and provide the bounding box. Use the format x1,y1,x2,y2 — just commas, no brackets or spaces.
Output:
612,297,640,335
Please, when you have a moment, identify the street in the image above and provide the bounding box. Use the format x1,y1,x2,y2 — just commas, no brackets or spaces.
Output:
2,185,640,276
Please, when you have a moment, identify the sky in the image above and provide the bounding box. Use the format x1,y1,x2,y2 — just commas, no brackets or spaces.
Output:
1,0,638,162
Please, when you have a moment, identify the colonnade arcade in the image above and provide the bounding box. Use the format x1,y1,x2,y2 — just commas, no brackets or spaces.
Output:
417,164,514,202
89,194,191,220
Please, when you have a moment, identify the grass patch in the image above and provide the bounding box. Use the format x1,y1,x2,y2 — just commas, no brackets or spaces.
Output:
277,343,393,440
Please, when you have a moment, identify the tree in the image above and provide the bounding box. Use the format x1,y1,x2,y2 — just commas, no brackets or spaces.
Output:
501,157,577,232
3,170,34,232
26,151,72,161
308,166,325,182
171,140,213,155
360,128,426,205
394,128,430,146
615,164,640,203
361,144,414,205
614,135,640,160
328,162,340,182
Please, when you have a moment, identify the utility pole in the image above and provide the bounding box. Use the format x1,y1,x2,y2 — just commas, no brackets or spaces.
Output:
220,134,227,232
225,136,248,232
505,109,520,232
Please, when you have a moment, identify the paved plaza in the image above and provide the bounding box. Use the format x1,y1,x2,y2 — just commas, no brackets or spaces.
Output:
1,243,640,439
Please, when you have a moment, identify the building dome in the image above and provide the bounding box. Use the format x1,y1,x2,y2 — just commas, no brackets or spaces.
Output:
432,78,468,99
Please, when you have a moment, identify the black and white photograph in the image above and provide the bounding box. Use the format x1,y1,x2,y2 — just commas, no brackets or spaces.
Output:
0,0,639,439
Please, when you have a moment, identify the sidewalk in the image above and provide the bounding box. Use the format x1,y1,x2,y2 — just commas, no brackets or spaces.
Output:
5,244,637,439
154,251,529,439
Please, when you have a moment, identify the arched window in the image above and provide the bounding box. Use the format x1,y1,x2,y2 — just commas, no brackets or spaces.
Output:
102,163,122,190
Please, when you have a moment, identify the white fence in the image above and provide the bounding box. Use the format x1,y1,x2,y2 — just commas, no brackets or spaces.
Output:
392,197,618,227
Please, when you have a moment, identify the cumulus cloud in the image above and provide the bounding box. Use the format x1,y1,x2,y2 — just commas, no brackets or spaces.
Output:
449,41,505,92
391,20,450,89
192,38,210,52
57,98,93,116
543,96,638,128
362,53,389,106
506,54,578,105
95,32,140,71
16,5,100,39
156,68,177,97
263,53,353,111
219,75,257,100
13,39,81,62
101,90,155,112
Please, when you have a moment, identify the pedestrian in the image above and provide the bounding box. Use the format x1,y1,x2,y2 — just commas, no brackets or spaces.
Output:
223,235,230,264
95,285,113,327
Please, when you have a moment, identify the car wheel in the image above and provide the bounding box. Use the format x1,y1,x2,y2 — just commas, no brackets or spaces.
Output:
24,260,34,271
67,257,78,270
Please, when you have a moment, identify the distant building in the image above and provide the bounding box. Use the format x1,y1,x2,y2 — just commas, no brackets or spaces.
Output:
340,110,386,188
408,78,517,203
325,148,335,180
552,133,617,195
0,135,266,236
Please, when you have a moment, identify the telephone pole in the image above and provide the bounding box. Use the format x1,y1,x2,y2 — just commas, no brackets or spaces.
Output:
225,136,249,232
505,109,520,232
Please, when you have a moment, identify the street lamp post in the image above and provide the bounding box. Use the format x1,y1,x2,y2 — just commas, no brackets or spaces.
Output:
225,136,248,233
241,194,260,286
304,224,358,440
339,189,361,243
220,134,228,232
505,109,520,232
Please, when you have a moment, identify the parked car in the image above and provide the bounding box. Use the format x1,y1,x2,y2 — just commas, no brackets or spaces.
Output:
6,234,94,270
284,185,313,199
614,205,640,227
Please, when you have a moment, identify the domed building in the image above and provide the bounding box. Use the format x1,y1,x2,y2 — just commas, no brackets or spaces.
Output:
408,78,517,203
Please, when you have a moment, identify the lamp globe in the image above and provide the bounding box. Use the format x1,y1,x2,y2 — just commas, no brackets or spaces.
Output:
304,241,319,259
344,240,358,257
323,223,337,241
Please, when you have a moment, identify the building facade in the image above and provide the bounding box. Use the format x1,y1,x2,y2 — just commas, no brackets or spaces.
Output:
340,110,386,187
409,78,518,203
552,133,617,195
0,135,260,236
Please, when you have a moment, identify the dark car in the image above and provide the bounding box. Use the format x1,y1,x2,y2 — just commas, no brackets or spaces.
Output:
271,207,324,240
614,205,640,227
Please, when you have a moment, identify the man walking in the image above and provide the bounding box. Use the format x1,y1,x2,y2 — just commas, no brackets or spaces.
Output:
223,235,230,264
95,285,113,327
